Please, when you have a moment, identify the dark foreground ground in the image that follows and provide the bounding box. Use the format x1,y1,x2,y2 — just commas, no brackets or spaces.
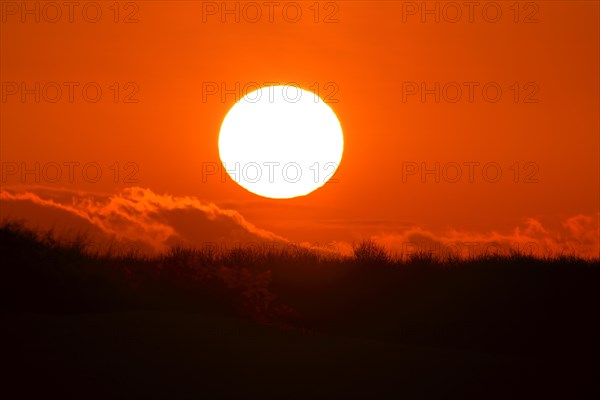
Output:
2,222,599,398
5,311,594,399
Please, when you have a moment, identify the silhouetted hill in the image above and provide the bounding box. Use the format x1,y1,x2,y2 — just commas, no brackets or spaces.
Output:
2,221,599,398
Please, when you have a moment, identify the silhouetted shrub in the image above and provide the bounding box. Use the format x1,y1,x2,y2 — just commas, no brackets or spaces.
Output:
353,239,390,265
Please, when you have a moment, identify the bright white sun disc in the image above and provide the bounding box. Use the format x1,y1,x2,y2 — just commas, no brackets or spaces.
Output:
218,85,344,199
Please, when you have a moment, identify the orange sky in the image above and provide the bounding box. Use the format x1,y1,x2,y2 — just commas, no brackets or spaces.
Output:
1,1,599,257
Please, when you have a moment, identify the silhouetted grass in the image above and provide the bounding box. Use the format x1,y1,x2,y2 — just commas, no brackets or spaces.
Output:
1,221,598,359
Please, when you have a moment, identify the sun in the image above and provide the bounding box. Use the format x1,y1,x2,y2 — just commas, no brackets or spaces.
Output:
218,85,344,199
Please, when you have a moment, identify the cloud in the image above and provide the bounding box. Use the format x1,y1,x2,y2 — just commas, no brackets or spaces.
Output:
369,215,599,259
1,186,290,254
1,186,597,259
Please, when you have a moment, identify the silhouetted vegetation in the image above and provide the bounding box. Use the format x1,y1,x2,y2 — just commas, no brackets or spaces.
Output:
2,220,599,360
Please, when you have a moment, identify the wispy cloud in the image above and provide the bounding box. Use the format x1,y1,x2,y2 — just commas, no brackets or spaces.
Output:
2,186,598,259
1,186,289,254
370,215,599,259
